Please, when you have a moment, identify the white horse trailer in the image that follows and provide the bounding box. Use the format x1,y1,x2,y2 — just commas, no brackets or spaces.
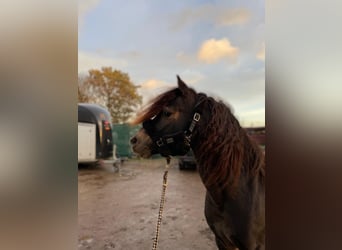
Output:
78,122,96,163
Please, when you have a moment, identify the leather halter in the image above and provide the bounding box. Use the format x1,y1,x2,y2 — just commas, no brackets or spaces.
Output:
143,94,206,156
154,111,201,148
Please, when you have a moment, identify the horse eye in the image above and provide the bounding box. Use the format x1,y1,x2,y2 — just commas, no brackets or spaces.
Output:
163,111,172,117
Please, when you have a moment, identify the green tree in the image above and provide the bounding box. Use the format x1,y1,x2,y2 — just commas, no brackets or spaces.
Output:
79,67,142,123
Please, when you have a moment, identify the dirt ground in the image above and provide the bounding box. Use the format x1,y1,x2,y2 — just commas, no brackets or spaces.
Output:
78,158,217,250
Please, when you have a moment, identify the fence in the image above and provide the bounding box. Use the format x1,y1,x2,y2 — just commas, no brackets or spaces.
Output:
112,124,141,158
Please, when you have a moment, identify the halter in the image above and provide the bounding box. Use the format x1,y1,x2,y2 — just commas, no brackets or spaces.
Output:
143,94,206,156
153,112,201,148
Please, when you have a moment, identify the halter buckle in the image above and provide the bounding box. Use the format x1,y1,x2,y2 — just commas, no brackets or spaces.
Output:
193,112,200,122
166,138,174,144
156,138,164,147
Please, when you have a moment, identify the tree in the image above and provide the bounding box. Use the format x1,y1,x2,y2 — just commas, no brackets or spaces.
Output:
78,67,142,123
78,76,90,103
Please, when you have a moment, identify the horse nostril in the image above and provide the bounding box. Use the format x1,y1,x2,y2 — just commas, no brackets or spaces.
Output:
130,136,137,145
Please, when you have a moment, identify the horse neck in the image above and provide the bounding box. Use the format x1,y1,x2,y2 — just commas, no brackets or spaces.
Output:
189,98,264,193
190,97,243,159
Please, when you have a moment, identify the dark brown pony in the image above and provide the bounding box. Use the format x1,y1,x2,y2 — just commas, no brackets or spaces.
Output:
131,76,265,250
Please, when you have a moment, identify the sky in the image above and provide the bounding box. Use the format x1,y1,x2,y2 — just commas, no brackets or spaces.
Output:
78,0,265,127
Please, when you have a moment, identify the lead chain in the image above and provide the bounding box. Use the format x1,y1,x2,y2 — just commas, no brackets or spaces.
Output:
152,157,170,250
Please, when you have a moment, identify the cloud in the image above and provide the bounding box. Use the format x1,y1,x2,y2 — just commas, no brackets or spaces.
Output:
197,38,239,63
171,5,250,30
256,43,265,61
78,0,102,30
140,79,167,90
78,50,127,74
139,79,174,105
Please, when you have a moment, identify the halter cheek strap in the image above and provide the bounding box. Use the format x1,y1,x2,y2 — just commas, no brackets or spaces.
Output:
154,112,201,149
184,112,201,146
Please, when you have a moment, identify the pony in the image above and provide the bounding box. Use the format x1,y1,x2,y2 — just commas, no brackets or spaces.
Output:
131,76,265,250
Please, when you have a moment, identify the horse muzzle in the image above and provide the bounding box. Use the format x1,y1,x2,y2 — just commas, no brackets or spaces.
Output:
130,128,157,158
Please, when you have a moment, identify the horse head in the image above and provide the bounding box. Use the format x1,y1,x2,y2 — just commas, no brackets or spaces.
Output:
131,76,201,158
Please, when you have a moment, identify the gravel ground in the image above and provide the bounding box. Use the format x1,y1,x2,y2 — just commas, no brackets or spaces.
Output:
78,158,217,250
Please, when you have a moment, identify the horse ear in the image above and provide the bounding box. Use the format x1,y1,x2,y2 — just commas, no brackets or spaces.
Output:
177,75,189,95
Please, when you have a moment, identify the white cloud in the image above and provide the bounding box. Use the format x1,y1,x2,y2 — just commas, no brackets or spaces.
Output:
140,71,203,95
78,50,127,74
140,79,167,90
138,79,174,105
198,38,239,63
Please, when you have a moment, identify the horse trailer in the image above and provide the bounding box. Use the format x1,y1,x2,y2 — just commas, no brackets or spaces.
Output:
78,103,113,163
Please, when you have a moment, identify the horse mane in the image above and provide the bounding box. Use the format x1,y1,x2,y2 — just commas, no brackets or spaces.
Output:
131,88,180,125
195,96,265,194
